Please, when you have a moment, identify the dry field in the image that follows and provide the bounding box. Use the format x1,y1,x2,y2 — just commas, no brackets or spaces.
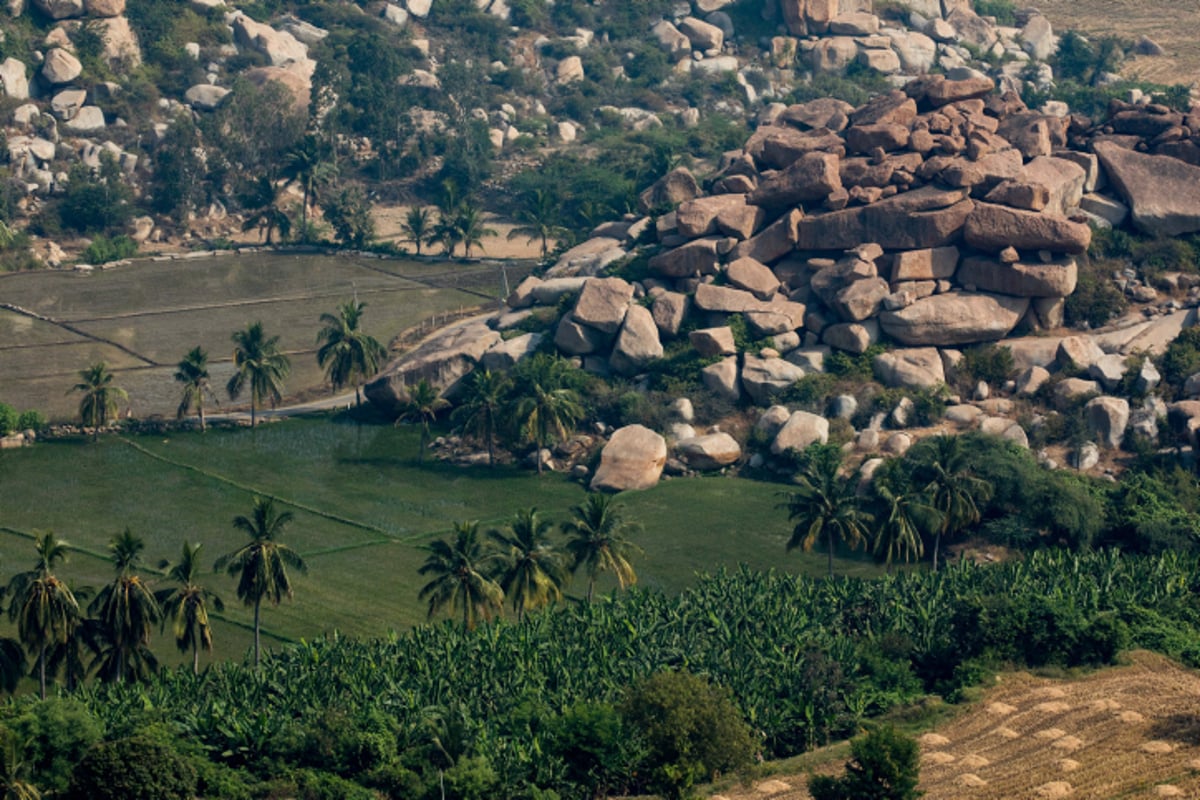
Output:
716,651,1200,800
1037,0,1200,87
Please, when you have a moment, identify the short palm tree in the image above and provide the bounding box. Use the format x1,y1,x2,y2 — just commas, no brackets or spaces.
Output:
451,369,510,468
400,379,449,464
507,189,566,259
88,529,161,684
452,203,497,259
316,299,388,406
282,135,337,240
71,362,127,441
489,508,568,621
400,206,434,256
911,435,993,570
511,354,584,475
227,321,291,427
6,532,79,699
156,542,224,674
418,521,503,630
174,346,218,432
562,493,642,603
214,496,307,668
240,176,292,245
871,470,940,574
779,444,872,578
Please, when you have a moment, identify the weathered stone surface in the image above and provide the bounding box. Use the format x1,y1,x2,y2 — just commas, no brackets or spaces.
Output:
874,347,946,389
556,55,584,83
690,326,737,357
748,151,842,208
830,11,878,34
242,65,311,111
694,283,794,316
1014,156,1086,216
956,255,1077,297
1055,377,1102,410
728,209,802,264
746,311,795,336
554,313,609,356
741,354,807,405
610,305,663,375
185,84,230,110
638,167,700,212
778,96,855,130
849,89,917,127
232,13,311,72
547,237,625,278
725,257,781,300
891,246,959,281
885,28,936,71
771,410,830,454
480,333,542,370
590,425,667,492
531,277,589,305
1015,365,1051,396
365,319,499,412
744,125,844,170
796,186,972,250
41,48,82,84
652,19,691,56
678,16,724,50
810,36,858,73
1088,353,1128,391
86,0,124,15
834,276,889,321
676,194,748,238
652,291,689,337
1094,140,1200,237
33,0,82,18
879,292,1029,345
1056,335,1105,370
572,277,633,334
64,106,104,131
0,59,28,100
1086,396,1130,449
822,320,878,353
648,237,720,278
845,123,909,154
50,88,86,120
701,356,740,401
963,202,1091,254
676,432,741,469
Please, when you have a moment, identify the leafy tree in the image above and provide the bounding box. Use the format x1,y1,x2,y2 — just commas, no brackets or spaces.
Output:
58,154,132,235
239,177,292,245
510,353,585,474
400,207,435,256
6,533,80,699
323,185,375,248
282,135,338,241
151,114,207,220
156,542,224,674
399,379,449,464
71,362,127,442
8,699,100,796
870,467,940,573
0,728,41,800
910,435,992,570
227,321,291,427
451,369,510,467
418,521,503,629
779,444,872,577
809,726,922,800
214,496,307,668
174,346,218,432
488,508,568,621
620,670,756,800
316,300,387,406
64,736,197,800
88,529,161,684
562,493,642,603
546,702,636,800
204,78,305,186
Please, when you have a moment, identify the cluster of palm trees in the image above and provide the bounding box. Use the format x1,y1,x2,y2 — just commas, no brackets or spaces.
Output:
418,493,641,629
242,135,339,245
0,496,304,699
781,436,992,576
398,180,499,259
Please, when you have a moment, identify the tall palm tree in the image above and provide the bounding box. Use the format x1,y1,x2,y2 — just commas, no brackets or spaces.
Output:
88,529,161,684
400,379,449,464
511,354,584,475
452,203,497,259
418,521,503,630
316,300,388,406
451,369,510,468
240,176,292,245
779,444,872,578
911,435,992,570
562,494,642,603
6,532,79,699
489,508,568,622
174,346,218,432
400,206,434,256
71,362,127,442
156,542,224,674
282,135,338,240
507,188,566,259
214,496,307,668
870,470,940,574
227,321,291,427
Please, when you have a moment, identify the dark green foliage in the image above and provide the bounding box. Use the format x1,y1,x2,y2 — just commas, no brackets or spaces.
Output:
620,671,756,799
1054,30,1126,86
4,699,102,794
65,736,196,800
150,115,208,220
1103,470,1200,554
791,65,892,106
1065,252,1128,328
809,726,922,800
973,0,1016,24
1158,326,1200,393
81,234,137,265
58,156,133,235
546,702,638,799
16,410,44,433
0,403,16,436
827,344,886,381
958,344,1014,387
323,185,376,248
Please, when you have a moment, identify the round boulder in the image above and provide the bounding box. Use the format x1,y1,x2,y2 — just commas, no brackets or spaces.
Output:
590,425,667,492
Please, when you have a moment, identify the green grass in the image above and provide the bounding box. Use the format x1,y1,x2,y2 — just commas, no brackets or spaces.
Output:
0,417,887,668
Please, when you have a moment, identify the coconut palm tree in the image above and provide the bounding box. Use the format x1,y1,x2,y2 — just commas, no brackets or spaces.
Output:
316,299,388,406
400,379,449,464
870,469,940,574
227,321,291,427
451,369,510,468
511,354,584,475
71,362,127,442
282,135,338,240
400,206,434,256
156,542,224,674
215,497,306,668
489,508,568,621
418,521,503,630
6,532,79,699
174,346,218,432
240,176,292,245
562,494,642,603
779,444,872,578
507,188,566,259
910,435,992,570
452,203,497,258
88,529,161,684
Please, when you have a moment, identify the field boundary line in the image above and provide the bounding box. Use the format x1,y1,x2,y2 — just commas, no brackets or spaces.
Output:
0,524,125,565
0,303,158,366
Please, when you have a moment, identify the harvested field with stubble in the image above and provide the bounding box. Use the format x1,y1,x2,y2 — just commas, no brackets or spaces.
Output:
714,651,1200,800
1038,0,1200,86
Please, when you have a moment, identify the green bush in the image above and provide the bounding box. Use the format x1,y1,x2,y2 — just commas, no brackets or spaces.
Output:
620,670,756,800
809,726,922,800
66,736,197,800
82,234,138,265
6,698,103,794
974,0,1016,24
17,410,45,432
0,403,16,436
1065,255,1127,328
1157,326,1200,394
959,344,1015,387
546,702,637,800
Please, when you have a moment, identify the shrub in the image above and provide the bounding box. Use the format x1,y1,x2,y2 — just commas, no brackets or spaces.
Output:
1065,254,1127,328
827,344,886,382
959,344,1015,387
546,702,637,800
974,0,1016,24
620,670,756,800
808,726,922,800
66,736,197,800
17,410,45,432
82,234,138,265
6,698,102,794
0,402,16,436
1157,326,1200,394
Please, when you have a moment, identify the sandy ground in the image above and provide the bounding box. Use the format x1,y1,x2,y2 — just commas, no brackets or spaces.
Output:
371,205,555,261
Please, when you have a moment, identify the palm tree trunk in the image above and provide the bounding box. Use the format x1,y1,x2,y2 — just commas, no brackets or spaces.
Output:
933,530,942,572
486,429,495,468
251,395,258,428
38,645,46,700
462,600,470,631
827,529,835,578
587,577,595,604
199,398,206,433
301,183,310,240
253,598,261,668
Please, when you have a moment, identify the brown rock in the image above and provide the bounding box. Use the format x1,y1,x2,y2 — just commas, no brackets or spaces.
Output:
996,113,1063,160
554,313,610,355
1012,156,1086,215
652,291,689,337
609,305,663,376
834,276,890,321
879,292,1030,345
849,90,917,128
648,237,720,277
676,433,742,469
778,97,854,131
845,123,910,154
748,151,842,208
694,283,772,314
572,277,634,334
637,167,700,213
676,194,751,238
1094,140,1200,237
745,125,844,170
892,246,959,281
963,203,1091,254
728,209,802,263
590,425,667,492
725,256,781,300
85,0,123,15
924,76,995,108
957,255,1078,297
985,180,1051,211
690,326,737,357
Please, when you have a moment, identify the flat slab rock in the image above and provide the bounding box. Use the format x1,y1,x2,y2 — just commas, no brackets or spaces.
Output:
879,292,1030,346
365,318,499,412
1094,140,1200,237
